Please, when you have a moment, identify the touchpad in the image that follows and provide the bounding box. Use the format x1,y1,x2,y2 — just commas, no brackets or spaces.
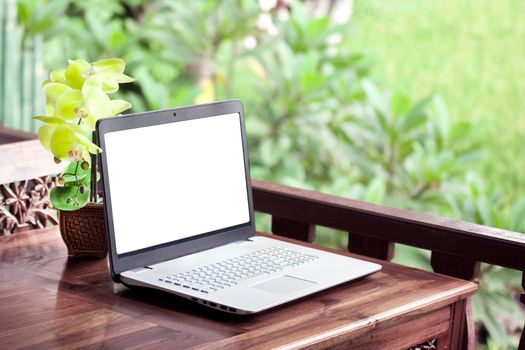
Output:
253,275,318,295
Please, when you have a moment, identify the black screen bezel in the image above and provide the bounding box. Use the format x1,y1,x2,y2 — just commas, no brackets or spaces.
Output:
96,100,255,282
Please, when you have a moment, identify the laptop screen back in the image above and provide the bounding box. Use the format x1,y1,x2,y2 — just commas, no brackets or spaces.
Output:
103,112,250,255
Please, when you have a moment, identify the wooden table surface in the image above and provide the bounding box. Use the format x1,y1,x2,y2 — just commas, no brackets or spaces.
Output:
0,227,477,349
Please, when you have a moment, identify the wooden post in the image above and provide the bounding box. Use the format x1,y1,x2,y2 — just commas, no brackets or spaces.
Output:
431,252,480,281
348,233,394,261
431,251,480,350
271,216,316,242
518,273,525,350
447,299,468,350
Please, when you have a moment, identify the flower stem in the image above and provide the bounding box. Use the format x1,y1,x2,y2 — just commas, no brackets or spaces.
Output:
90,131,97,203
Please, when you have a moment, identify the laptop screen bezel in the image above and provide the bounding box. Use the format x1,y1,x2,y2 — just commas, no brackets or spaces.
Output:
96,100,255,281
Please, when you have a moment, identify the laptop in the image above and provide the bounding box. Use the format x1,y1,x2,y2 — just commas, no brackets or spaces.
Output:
96,100,381,314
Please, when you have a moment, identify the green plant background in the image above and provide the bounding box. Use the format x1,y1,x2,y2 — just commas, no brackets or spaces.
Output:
351,0,525,207
1,0,523,348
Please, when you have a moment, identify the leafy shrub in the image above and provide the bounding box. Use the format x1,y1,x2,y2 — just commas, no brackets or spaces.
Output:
11,0,525,347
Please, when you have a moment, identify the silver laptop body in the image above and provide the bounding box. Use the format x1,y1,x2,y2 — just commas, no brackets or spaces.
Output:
96,100,381,314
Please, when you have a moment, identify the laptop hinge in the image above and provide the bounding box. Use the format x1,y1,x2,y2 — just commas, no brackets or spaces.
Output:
131,266,153,273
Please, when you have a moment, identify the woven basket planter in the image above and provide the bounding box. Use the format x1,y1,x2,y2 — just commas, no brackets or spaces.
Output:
59,202,107,258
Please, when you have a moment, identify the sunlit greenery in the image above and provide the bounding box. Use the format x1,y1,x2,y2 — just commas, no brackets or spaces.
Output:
1,0,523,348
351,0,525,205
350,2,525,347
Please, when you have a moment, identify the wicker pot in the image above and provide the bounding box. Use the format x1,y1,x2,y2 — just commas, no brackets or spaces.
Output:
59,202,107,258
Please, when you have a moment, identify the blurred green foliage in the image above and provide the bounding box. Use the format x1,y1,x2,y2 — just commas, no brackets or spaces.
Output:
0,0,47,131
351,0,525,206
2,0,524,348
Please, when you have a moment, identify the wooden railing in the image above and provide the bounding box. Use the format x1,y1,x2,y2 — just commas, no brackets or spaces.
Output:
0,126,36,145
0,137,62,234
3,129,524,347
252,179,525,349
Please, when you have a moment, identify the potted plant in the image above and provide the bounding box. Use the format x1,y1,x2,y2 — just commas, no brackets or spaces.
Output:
35,58,134,258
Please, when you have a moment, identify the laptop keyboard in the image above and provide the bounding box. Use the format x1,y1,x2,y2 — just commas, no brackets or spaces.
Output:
158,246,319,294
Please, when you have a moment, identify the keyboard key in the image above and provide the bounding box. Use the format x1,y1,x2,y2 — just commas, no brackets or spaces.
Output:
163,246,318,294
235,271,268,283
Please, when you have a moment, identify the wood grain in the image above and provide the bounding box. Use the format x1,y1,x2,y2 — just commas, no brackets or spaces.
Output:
253,179,525,346
0,126,36,145
430,252,480,282
0,139,63,184
271,216,316,242
348,233,394,261
519,274,525,350
431,252,480,349
332,307,449,350
0,227,476,349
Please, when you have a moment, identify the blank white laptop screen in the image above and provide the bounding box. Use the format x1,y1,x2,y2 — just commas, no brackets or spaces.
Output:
104,113,250,255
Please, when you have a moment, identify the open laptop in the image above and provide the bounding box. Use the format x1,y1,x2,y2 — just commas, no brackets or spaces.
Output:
96,100,381,314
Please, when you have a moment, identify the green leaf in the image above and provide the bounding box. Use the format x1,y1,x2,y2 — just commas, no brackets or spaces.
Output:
509,198,525,232
401,95,432,133
28,18,55,35
364,178,386,204
430,95,451,139
85,11,107,48
391,92,411,118
299,52,323,92
362,80,389,118
50,185,90,211
17,2,30,26
134,67,168,109
260,139,281,167
63,161,90,185
63,172,88,185
306,17,330,39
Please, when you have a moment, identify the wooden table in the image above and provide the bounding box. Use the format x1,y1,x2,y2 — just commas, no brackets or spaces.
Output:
0,227,477,349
